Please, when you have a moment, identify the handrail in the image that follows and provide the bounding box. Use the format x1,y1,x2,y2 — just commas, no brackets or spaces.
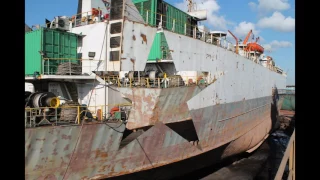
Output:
103,75,212,88
274,129,295,180
25,103,132,128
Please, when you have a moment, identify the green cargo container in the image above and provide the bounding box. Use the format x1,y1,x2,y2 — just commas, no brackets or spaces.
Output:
25,27,78,76
133,0,196,36
133,0,157,26
147,32,169,61
164,1,190,35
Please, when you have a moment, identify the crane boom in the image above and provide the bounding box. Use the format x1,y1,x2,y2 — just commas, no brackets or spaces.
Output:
243,30,252,44
228,30,239,54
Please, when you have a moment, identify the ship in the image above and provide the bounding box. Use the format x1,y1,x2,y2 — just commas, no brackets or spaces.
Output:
25,0,287,179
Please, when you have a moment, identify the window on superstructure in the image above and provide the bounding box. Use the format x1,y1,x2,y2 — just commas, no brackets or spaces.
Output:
110,37,121,48
110,51,120,61
110,22,122,34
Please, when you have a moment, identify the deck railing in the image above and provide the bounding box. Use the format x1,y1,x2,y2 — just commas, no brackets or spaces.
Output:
41,58,103,75
274,129,295,180
102,74,213,88
25,103,131,128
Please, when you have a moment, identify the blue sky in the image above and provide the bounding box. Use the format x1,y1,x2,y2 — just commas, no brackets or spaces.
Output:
25,0,295,85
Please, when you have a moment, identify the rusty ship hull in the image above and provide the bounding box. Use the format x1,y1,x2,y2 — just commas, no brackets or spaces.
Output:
25,88,282,179
25,0,287,179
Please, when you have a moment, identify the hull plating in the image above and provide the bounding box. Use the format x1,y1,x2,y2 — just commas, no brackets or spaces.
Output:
25,96,275,179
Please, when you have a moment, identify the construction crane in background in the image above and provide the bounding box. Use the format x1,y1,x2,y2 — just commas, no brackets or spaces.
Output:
228,30,239,54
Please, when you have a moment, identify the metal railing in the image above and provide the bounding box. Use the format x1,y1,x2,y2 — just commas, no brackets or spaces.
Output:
103,75,212,88
25,103,131,128
42,58,103,75
278,89,295,95
36,8,110,30
274,129,295,180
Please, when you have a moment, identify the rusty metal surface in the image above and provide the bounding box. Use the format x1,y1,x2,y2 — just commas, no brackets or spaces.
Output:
25,122,125,180
120,20,157,71
119,86,201,130
25,94,277,180
118,88,162,129
26,121,202,180
190,96,272,152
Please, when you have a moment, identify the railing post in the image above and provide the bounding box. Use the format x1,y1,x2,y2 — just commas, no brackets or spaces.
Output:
69,58,72,75
77,106,80,124
101,105,103,120
42,59,45,75
47,59,50,75
86,12,88,25
146,10,149,24
158,78,160,88
146,78,150,88
173,19,175,32
129,78,132,88
98,8,101,22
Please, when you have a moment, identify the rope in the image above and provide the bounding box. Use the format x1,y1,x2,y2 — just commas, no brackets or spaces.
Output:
61,19,108,179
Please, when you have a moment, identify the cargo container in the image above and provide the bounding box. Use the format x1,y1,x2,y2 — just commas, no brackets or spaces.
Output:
25,28,78,76
133,0,197,37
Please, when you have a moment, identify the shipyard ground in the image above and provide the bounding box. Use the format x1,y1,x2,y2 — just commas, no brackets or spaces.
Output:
105,110,295,180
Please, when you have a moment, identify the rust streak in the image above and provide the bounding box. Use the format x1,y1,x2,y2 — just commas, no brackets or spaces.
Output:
140,34,147,44
64,144,69,151
94,150,109,158
61,134,71,140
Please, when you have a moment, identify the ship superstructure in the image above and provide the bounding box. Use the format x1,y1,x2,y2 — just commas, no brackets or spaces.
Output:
25,0,286,179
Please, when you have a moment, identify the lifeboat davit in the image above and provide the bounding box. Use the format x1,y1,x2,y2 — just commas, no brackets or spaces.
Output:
246,42,264,53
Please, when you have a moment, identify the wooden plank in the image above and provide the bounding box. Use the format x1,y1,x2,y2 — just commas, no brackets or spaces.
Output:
287,170,293,180
274,130,295,180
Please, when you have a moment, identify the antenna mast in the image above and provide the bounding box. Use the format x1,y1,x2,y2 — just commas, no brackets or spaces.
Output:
187,0,193,12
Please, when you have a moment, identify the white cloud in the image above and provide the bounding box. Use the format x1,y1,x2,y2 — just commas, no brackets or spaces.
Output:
257,12,295,32
175,0,231,30
263,40,292,51
248,2,257,11
233,21,259,39
248,0,290,12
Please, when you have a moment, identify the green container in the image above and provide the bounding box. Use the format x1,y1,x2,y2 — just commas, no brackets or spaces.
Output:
133,0,157,26
147,32,169,61
25,27,78,76
163,2,190,35
133,0,195,36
